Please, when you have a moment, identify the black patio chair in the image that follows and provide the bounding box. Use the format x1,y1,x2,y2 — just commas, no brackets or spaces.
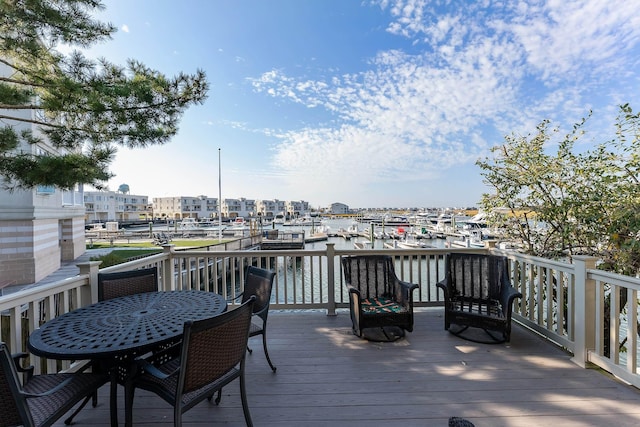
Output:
124,297,256,426
98,266,159,301
342,255,419,342
436,253,522,343
233,265,277,372
0,342,108,427
66,266,160,424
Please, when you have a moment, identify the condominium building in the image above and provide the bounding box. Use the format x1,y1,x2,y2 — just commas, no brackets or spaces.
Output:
84,191,151,223
286,200,310,218
152,195,219,220
221,198,255,219
256,199,287,220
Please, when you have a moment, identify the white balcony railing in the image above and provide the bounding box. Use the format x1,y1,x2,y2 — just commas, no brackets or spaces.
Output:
1,245,639,388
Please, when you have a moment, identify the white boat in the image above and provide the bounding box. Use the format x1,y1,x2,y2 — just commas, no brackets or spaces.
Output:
447,230,486,248
178,218,200,230
347,222,359,235
227,217,250,231
353,239,373,250
395,236,432,249
273,213,286,224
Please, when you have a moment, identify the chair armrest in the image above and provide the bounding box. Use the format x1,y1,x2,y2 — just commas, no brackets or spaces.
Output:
500,285,522,316
435,278,448,295
135,358,179,380
346,285,361,298
12,352,34,381
226,293,244,304
21,376,77,398
395,279,418,304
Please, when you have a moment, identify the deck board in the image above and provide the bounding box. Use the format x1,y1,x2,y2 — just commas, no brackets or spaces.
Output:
52,309,640,426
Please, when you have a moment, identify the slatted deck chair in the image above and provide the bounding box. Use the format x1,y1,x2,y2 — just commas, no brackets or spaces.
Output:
342,255,419,342
0,342,108,427
436,253,522,343
124,297,256,427
66,266,160,424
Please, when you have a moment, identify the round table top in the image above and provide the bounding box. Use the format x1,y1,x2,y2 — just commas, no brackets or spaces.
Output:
28,290,227,360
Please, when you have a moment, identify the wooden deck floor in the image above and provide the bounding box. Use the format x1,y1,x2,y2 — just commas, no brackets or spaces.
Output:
53,309,640,427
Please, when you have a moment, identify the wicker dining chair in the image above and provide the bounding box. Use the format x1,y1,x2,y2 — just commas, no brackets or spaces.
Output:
65,266,160,424
0,342,109,427
234,266,277,372
124,297,256,427
97,266,159,301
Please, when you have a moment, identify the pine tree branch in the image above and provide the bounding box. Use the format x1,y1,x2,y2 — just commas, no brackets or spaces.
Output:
0,104,41,110
0,114,64,130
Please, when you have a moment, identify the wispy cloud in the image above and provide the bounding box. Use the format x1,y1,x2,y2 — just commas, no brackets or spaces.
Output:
248,0,640,203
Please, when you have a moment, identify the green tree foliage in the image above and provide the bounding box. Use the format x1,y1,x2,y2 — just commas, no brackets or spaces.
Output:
477,105,640,275
0,0,208,190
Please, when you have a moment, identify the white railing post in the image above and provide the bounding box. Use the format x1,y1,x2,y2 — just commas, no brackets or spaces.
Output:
326,243,337,316
161,244,176,291
572,255,598,368
77,261,102,305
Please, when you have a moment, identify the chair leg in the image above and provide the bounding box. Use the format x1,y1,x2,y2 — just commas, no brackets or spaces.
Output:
262,332,276,372
64,394,92,425
239,371,253,427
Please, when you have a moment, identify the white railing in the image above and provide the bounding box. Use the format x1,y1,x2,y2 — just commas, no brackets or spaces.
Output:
2,244,640,388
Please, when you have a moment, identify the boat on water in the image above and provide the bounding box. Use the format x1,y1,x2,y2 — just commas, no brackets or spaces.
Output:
283,214,316,227
353,239,373,250
273,213,286,224
395,235,432,249
447,230,486,248
178,218,200,231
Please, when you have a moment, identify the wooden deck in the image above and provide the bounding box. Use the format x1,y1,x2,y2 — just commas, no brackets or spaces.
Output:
52,309,640,427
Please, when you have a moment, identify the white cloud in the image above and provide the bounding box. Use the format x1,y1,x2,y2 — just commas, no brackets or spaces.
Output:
244,0,640,204
121,24,130,33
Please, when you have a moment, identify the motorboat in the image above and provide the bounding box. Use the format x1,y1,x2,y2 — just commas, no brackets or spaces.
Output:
353,239,373,250
447,230,486,248
395,235,432,249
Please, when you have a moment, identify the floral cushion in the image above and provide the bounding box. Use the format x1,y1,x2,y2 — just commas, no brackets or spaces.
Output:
361,296,403,314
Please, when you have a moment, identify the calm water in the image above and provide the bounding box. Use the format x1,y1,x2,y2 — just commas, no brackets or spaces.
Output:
270,218,447,305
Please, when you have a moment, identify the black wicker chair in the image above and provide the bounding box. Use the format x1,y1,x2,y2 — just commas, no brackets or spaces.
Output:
233,266,277,372
436,253,522,343
0,342,108,427
98,266,159,301
342,255,419,342
124,297,256,426
65,266,160,424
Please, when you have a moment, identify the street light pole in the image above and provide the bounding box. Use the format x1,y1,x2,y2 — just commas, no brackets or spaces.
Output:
218,148,222,242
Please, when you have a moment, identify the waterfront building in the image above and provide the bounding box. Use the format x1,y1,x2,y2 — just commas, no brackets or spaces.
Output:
285,200,310,218
329,202,350,214
256,199,287,220
0,62,86,286
85,191,151,223
222,197,255,219
152,195,219,220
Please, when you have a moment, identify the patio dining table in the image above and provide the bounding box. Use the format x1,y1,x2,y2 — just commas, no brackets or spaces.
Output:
28,290,227,426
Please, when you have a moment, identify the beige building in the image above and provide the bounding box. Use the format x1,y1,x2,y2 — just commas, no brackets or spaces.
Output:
152,195,219,220
85,190,151,224
256,199,287,220
0,63,86,286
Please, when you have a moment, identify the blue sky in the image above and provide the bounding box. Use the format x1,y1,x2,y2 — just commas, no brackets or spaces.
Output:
79,0,640,209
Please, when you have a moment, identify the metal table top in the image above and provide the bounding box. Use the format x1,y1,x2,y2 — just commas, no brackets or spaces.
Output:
28,290,227,360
